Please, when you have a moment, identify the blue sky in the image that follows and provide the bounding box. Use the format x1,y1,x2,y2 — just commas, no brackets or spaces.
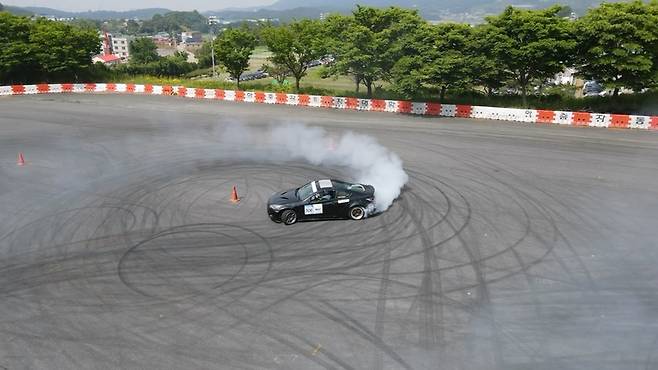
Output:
2,0,275,11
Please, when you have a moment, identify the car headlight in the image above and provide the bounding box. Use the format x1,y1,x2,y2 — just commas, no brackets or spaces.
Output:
269,204,286,211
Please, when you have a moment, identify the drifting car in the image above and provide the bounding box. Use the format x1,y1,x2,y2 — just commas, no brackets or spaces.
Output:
267,179,375,225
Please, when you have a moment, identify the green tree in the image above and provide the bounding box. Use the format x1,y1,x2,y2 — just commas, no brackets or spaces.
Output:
392,22,474,100
117,53,195,77
263,19,326,91
140,13,180,34
575,1,658,96
469,24,513,96
0,12,36,83
556,5,574,18
139,11,208,34
326,7,424,97
324,14,363,92
68,18,100,31
195,40,213,68
126,19,140,35
214,28,256,89
129,37,159,64
485,6,576,106
30,18,100,81
262,62,288,85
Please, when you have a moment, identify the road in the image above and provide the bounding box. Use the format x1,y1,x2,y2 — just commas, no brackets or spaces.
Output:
1,94,657,370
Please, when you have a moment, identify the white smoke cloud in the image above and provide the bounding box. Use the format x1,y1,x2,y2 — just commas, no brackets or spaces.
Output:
218,123,408,212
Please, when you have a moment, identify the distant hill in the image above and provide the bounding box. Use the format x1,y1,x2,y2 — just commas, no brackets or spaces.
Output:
205,7,330,22
2,1,620,23
6,6,172,20
3,4,33,16
266,0,610,13
205,0,616,22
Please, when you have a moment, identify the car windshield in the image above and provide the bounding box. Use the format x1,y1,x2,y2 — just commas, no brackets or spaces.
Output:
296,182,315,200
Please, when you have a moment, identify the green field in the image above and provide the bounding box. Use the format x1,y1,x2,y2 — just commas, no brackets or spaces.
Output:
248,46,272,71
186,46,363,95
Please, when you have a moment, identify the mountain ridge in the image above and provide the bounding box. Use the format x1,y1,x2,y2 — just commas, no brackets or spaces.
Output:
6,6,172,20
2,1,614,22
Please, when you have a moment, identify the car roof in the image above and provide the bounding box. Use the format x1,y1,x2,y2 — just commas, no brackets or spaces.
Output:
315,179,367,192
318,179,333,189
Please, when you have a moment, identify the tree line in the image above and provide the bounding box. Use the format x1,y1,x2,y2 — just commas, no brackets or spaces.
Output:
0,11,201,83
0,12,100,83
79,11,211,36
2,2,657,106
199,1,658,105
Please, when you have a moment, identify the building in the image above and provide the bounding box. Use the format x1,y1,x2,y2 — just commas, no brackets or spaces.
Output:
36,15,75,21
181,31,202,45
151,32,173,46
552,67,576,85
93,32,123,66
92,54,122,66
108,34,131,60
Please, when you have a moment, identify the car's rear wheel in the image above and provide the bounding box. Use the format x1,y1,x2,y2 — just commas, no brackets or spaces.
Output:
349,206,366,220
281,210,297,225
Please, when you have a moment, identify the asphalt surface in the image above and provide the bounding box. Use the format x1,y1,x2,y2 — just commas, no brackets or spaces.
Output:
1,94,658,370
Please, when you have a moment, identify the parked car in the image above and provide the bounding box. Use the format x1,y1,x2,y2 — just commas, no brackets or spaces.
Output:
226,70,270,82
583,80,605,97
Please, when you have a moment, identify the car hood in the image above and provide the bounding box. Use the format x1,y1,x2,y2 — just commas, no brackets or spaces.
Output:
268,188,299,205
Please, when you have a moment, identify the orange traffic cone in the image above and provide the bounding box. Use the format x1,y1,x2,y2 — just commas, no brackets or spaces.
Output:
230,185,240,203
17,152,25,166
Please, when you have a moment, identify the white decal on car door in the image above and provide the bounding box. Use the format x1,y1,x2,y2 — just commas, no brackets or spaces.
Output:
304,204,323,215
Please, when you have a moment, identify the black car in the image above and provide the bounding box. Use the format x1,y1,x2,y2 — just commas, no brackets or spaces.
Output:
267,179,375,225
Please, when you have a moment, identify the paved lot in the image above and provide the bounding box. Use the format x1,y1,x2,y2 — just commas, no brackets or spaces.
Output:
1,94,658,370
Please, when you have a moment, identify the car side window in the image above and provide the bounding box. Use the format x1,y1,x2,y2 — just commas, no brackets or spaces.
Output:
320,190,335,201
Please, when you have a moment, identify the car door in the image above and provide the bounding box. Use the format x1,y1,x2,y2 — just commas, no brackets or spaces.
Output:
318,190,340,219
335,191,351,218
303,190,338,220
299,192,323,220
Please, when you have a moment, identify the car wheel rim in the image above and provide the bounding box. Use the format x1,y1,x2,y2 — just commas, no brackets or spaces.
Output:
351,208,363,219
287,213,296,223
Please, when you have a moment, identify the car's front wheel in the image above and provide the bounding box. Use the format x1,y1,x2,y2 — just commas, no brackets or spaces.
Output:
281,210,297,225
349,206,366,220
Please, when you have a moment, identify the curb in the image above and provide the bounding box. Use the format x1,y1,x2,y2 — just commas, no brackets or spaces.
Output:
1,83,656,131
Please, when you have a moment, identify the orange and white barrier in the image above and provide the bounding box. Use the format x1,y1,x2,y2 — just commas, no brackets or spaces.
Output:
2,83,656,131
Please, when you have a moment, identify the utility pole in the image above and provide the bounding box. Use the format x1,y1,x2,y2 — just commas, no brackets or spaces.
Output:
209,22,217,79
211,36,217,78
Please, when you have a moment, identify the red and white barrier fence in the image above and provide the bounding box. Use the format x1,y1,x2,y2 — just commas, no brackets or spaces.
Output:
2,83,656,130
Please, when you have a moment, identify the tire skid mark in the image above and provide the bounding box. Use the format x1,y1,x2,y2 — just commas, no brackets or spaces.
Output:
399,197,441,349
407,136,597,291
373,216,393,370
403,167,507,369
397,134,606,367
472,155,598,291
4,105,656,370
117,223,274,304
307,300,413,370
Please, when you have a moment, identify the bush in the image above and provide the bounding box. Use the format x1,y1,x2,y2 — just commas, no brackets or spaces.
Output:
116,56,197,77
